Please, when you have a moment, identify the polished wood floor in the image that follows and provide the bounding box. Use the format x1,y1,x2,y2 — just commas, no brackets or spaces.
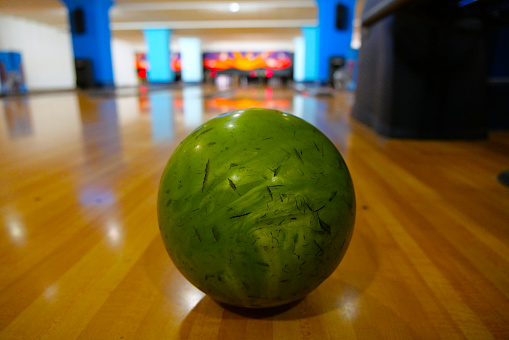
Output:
1,85,508,339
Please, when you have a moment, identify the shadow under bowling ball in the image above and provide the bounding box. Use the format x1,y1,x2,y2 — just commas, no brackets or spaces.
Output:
498,170,509,187
177,227,381,338
177,213,380,323
177,280,362,340
217,299,304,319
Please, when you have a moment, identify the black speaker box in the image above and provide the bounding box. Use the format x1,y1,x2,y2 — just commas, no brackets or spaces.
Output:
336,5,347,30
72,9,86,34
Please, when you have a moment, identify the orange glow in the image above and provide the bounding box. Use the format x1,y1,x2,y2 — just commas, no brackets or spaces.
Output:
204,52,292,71
173,98,183,110
135,52,148,70
205,97,290,111
171,57,181,72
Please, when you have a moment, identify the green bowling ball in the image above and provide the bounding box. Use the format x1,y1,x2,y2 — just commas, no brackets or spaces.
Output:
157,108,355,308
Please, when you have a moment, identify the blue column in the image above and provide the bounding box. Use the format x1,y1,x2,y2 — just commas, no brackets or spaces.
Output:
315,0,357,83
0,52,27,94
61,0,114,88
179,38,203,83
143,29,174,83
302,27,319,82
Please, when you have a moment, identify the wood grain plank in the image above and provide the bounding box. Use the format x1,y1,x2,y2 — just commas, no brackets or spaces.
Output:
1,87,508,339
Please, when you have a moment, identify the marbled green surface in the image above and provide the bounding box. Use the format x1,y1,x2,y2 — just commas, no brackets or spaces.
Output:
158,108,355,308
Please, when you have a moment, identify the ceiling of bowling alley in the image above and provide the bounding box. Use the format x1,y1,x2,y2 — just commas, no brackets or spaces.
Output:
0,0,318,46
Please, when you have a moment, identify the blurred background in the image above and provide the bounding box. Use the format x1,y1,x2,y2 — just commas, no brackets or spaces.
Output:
1,1,509,338
0,0,364,91
1,0,507,138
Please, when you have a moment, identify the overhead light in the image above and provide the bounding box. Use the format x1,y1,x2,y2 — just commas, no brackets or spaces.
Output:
229,2,240,12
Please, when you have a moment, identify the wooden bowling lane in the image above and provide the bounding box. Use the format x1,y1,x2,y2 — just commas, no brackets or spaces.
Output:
1,86,509,339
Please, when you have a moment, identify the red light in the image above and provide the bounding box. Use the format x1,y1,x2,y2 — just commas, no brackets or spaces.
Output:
209,70,217,78
265,88,273,100
138,69,147,79
139,85,147,93
265,69,273,78
249,70,256,78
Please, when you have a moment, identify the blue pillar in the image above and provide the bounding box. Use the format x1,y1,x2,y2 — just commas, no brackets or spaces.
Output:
143,29,174,83
61,0,114,88
302,27,319,82
315,0,357,83
179,38,203,83
0,52,27,94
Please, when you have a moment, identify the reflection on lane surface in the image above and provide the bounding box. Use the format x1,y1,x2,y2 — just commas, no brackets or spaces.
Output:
183,86,204,129
149,91,174,141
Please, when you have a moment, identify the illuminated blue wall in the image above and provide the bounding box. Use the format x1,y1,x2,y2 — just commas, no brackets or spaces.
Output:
0,52,27,93
302,27,319,81
315,0,357,82
61,0,114,87
143,29,174,83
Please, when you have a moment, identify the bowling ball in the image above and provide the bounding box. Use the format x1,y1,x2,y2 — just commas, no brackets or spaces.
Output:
157,108,355,308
